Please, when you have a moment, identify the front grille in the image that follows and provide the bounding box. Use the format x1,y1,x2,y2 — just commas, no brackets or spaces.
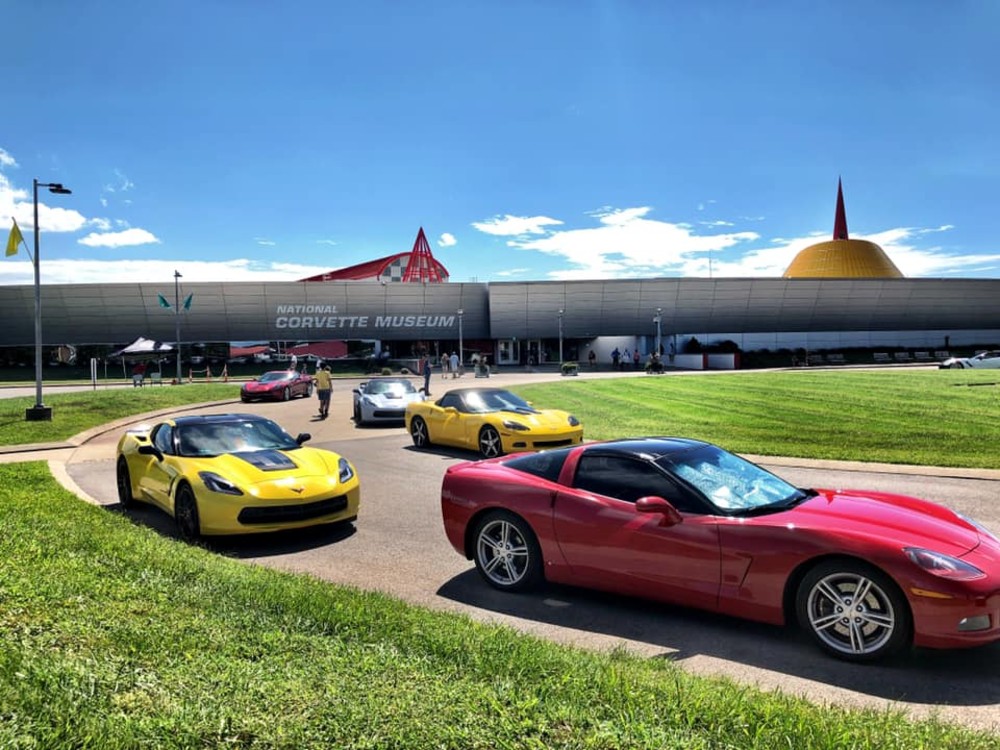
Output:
373,409,406,419
532,438,577,449
238,496,348,525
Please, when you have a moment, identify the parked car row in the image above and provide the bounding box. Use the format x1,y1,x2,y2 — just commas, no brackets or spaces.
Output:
115,376,1000,665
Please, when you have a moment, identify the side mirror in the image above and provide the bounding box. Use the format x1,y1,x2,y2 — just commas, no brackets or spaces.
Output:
295,432,312,445
137,444,163,461
635,496,683,527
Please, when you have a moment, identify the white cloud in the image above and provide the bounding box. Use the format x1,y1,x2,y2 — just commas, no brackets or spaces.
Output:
78,228,161,248
438,232,456,247
0,258,330,286
472,214,564,236
494,268,529,277
316,239,337,246
0,149,16,168
254,237,276,246
505,206,760,279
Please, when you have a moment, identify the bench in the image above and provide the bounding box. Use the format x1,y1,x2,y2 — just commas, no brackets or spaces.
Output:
825,353,846,365
934,350,951,360
149,371,164,386
806,354,824,366
913,351,933,362
893,352,912,362
873,352,891,364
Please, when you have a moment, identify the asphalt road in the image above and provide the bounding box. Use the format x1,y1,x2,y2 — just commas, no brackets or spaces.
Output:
44,371,1000,732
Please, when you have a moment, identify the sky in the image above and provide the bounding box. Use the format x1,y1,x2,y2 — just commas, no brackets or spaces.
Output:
2,1,999,287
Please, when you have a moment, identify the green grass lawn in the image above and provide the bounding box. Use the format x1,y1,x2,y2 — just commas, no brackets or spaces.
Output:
0,383,241,445
517,369,1000,468
2,461,995,749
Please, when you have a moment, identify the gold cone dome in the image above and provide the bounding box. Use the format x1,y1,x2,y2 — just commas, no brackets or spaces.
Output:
783,180,904,279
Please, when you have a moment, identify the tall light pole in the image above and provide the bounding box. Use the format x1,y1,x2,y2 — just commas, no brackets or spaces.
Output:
174,270,183,385
654,307,662,358
558,309,564,363
457,309,464,368
26,179,72,422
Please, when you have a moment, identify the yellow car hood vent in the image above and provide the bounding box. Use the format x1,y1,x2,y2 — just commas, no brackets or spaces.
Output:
233,450,298,472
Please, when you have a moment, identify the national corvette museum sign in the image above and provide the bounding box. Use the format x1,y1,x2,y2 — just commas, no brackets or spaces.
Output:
274,305,457,330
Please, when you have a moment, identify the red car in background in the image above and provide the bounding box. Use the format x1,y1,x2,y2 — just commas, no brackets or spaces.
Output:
240,370,314,402
441,437,1000,662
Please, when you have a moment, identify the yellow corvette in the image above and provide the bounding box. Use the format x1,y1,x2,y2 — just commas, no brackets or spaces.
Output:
115,413,359,541
405,387,583,458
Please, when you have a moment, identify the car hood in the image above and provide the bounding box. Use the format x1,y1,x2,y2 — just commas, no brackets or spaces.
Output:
191,447,342,482
780,489,981,556
364,392,423,405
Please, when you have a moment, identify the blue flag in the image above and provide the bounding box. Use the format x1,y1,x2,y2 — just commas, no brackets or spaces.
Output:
157,294,171,309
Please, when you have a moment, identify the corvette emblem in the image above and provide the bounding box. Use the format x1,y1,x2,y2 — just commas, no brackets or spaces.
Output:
290,486,304,494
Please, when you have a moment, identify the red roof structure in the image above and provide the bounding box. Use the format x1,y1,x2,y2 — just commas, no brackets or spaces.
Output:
299,227,449,283
833,177,849,240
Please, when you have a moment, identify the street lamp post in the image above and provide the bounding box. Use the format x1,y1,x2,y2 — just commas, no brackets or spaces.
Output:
457,309,464,368
26,179,72,422
558,309,564,364
174,270,183,385
654,307,662,359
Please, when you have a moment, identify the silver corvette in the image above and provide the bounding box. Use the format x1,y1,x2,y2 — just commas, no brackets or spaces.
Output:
940,350,1000,369
352,377,426,425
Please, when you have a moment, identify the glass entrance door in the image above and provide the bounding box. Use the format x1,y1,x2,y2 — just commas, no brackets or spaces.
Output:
497,339,520,365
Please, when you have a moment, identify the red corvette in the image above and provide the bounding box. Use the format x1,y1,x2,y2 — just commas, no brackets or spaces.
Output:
240,370,314,403
441,437,1000,661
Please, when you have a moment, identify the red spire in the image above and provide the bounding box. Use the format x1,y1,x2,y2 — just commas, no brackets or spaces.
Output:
833,178,849,240
401,227,445,283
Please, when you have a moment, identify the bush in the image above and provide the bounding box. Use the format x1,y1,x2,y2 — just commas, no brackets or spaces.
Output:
380,367,392,376
560,361,579,376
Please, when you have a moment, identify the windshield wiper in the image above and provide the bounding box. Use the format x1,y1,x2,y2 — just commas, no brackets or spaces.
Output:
738,489,817,517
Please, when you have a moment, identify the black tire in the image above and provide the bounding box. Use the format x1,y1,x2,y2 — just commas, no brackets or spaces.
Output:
796,560,912,662
306,382,314,398
116,457,135,509
410,416,430,448
174,484,201,542
472,510,544,592
240,394,250,403
353,402,363,425
478,425,503,458
282,386,291,402
952,362,964,369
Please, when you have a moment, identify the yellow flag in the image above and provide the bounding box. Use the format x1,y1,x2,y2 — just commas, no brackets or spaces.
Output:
5,218,24,257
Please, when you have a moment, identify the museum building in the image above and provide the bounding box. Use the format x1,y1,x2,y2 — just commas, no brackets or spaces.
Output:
1,192,998,368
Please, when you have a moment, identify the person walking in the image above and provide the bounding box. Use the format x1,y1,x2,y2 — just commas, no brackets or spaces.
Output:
588,349,596,369
633,349,640,370
314,364,332,419
449,351,460,378
422,356,433,396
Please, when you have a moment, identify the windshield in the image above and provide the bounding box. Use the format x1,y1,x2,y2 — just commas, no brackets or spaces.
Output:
367,379,417,395
656,444,802,512
259,372,294,383
463,390,537,414
178,419,299,457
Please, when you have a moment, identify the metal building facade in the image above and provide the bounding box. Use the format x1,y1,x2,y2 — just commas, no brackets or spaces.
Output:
0,277,997,348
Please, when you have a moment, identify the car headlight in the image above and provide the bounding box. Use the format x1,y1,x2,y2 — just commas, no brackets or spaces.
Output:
338,457,355,483
904,547,985,581
568,415,580,426
198,471,244,496
501,420,530,431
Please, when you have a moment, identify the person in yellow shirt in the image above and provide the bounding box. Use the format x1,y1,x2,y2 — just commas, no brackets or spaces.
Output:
314,365,333,419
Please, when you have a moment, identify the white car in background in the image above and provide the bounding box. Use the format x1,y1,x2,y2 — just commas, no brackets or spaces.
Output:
940,350,1000,369
352,377,425,425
